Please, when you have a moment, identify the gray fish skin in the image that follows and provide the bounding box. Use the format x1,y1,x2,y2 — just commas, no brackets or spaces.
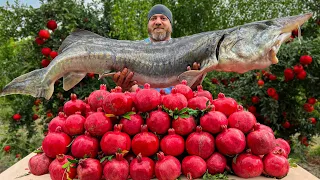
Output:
0,13,312,100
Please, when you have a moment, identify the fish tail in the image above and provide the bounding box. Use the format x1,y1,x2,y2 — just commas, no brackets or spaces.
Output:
0,68,54,100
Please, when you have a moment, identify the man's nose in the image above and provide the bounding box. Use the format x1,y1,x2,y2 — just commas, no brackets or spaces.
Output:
155,18,162,26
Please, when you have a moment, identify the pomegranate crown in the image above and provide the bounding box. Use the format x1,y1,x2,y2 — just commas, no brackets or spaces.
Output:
100,84,107,90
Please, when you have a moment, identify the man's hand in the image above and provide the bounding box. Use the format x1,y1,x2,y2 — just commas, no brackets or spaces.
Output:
187,62,203,90
113,68,137,91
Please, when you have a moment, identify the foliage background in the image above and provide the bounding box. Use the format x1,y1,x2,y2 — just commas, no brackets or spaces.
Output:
0,0,319,174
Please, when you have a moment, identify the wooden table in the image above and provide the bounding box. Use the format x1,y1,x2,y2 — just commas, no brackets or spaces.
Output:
0,153,319,180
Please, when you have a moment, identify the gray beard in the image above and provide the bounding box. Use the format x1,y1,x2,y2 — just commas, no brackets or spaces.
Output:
149,31,170,41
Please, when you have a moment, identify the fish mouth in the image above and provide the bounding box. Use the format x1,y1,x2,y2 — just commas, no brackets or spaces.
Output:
269,12,313,64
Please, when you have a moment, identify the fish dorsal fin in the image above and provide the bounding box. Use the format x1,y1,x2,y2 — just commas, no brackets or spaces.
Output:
63,72,87,91
58,29,104,53
178,70,204,87
98,72,116,80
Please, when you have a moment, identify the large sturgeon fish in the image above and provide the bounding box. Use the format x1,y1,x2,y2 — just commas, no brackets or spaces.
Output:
0,13,312,100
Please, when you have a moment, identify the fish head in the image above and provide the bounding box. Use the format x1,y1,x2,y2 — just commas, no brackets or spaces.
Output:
216,13,313,73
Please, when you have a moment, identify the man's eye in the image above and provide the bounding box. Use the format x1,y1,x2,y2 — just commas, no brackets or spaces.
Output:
161,17,167,20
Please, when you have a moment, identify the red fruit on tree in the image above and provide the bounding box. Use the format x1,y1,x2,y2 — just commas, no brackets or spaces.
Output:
303,103,314,112
3,145,11,152
284,68,294,81
34,99,41,106
32,114,39,120
41,47,51,56
282,121,290,129
307,97,317,105
87,73,95,78
41,59,50,67
309,117,317,124
257,79,264,86
12,113,21,121
251,96,260,104
248,105,256,113
268,74,277,81
35,37,44,45
47,20,57,31
211,78,219,84
300,55,312,65
293,64,304,74
296,70,307,80
50,51,58,59
38,29,50,39
267,88,277,97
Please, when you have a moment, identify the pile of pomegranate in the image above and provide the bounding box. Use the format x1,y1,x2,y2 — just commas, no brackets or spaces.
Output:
28,81,291,180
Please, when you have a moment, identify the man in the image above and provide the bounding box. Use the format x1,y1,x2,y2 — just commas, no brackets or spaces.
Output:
113,4,202,92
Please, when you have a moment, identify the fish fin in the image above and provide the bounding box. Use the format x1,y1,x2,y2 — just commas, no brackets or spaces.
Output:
98,72,116,80
178,70,204,87
58,29,104,53
0,68,54,100
63,72,87,91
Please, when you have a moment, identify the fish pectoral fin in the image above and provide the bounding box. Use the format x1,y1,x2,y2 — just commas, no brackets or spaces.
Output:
178,70,204,87
63,72,87,91
98,72,116,80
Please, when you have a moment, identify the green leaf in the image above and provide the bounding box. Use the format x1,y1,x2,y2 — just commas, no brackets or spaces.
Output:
122,111,136,120
179,114,190,119
100,155,114,163
179,107,189,114
62,161,72,169
173,114,179,120
67,158,79,164
202,170,228,180
33,149,43,153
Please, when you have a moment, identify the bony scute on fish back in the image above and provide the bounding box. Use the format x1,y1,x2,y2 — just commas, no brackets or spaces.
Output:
0,13,312,100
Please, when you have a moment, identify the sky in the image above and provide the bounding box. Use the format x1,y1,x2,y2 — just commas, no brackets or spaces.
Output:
0,0,41,8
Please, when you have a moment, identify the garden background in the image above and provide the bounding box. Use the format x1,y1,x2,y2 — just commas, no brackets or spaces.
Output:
0,0,319,177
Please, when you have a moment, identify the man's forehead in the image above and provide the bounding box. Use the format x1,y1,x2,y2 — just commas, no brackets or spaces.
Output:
150,14,168,18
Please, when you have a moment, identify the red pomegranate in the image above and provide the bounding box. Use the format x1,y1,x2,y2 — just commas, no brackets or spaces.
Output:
41,59,50,67
63,93,86,116
188,96,210,110
48,112,66,132
212,93,238,117
232,152,263,178
172,116,196,136
284,68,295,81
103,153,129,180
174,80,194,99
120,113,144,136
88,84,110,111
103,86,133,116
155,152,181,180
228,105,257,134
38,29,50,39
160,128,185,156
28,152,53,175
300,55,312,65
274,138,291,158
129,153,155,180
206,152,227,175
200,109,228,134
132,125,159,157
77,158,102,180
195,85,213,102
162,88,188,110
263,148,290,178
146,107,171,134
41,47,51,56
186,126,215,159
71,131,99,158
134,83,161,112
49,154,77,180
84,108,113,137
182,155,207,179
63,111,86,136
50,51,58,59
247,124,276,155
215,126,246,156
100,124,131,155
47,20,57,31
42,126,71,158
